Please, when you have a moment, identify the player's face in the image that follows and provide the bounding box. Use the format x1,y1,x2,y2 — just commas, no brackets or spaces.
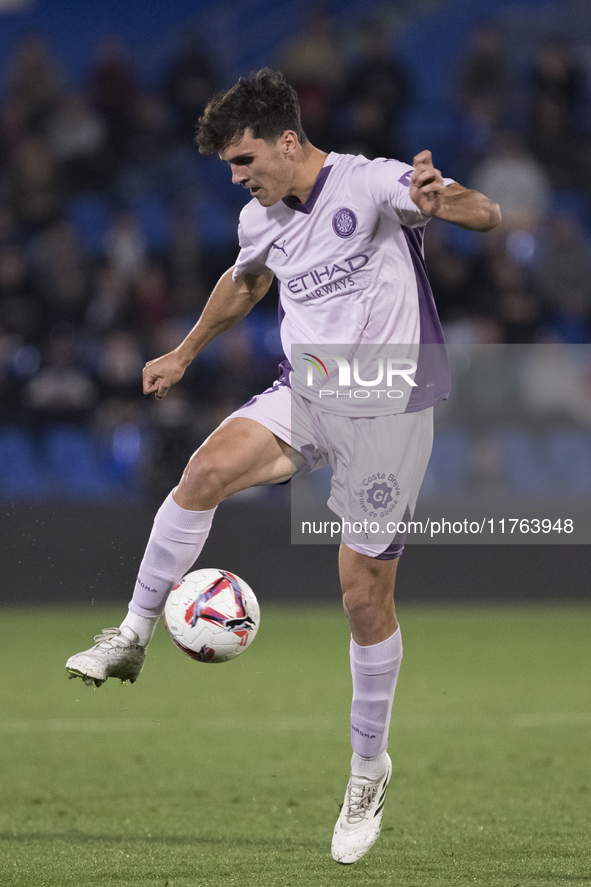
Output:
220,130,295,207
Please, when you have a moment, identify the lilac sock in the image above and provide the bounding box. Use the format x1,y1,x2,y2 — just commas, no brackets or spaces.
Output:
129,491,216,618
350,628,403,759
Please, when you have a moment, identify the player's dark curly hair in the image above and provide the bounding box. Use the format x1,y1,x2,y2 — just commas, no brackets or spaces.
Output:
195,68,308,154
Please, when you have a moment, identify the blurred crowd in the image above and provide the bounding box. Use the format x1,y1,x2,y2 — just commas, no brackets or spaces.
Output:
1,11,591,499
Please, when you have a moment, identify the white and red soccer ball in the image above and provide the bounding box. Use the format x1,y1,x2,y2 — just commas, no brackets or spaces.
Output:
164,568,260,663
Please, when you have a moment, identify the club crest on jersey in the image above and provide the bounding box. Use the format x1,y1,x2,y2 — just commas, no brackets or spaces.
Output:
332,207,358,239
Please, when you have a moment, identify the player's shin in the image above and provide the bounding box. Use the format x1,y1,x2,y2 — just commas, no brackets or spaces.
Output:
349,628,402,772
121,490,217,648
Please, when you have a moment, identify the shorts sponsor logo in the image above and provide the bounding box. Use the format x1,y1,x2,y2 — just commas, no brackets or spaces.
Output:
365,482,393,510
332,207,358,238
357,472,401,517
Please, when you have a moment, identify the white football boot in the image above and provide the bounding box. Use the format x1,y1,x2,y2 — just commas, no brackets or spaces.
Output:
65,627,146,687
331,753,393,864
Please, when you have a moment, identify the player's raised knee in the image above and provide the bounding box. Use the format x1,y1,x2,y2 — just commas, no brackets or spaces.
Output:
177,451,233,508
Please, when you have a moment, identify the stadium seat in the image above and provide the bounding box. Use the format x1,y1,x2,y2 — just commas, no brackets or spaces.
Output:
131,194,172,252
191,198,237,249
0,427,47,498
67,194,112,257
494,426,545,497
423,426,471,496
545,428,591,496
44,426,114,499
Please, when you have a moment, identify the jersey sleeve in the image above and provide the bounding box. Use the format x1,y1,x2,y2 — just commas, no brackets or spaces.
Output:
365,158,455,229
232,215,270,281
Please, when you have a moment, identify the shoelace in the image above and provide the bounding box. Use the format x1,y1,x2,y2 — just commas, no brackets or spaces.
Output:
92,627,129,650
344,777,380,824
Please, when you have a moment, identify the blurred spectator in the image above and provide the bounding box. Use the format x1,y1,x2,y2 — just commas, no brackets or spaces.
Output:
279,5,344,147
521,345,591,424
454,21,511,174
343,27,410,158
533,213,591,312
279,6,345,95
164,33,218,139
0,98,30,164
526,97,582,191
24,328,97,423
31,220,88,324
340,96,393,160
0,244,40,340
457,96,502,173
294,83,335,152
455,20,510,117
105,212,147,282
7,136,64,230
47,91,108,193
533,213,591,343
451,335,521,429
85,264,132,334
169,215,205,308
119,92,174,198
6,32,63,132
469,132,551,230
0,324,24,414
133,262,174,337
425,220,496,320
143,387,203,499
0,207,20,248
531,37,583,119
497,286,541,343
97,330,144,399
90,37,138,155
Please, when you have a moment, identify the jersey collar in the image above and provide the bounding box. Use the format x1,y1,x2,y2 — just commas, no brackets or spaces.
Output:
282,158,334,215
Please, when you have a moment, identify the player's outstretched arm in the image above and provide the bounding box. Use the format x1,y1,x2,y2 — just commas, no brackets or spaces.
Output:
409,150,501,232
143,267,274,400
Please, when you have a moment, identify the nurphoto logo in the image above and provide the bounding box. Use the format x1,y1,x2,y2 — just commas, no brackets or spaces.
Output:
302,352,418,400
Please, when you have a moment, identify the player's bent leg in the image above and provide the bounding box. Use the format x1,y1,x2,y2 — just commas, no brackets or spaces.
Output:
66,418,292,686
174,417,292,510
332,544,402,864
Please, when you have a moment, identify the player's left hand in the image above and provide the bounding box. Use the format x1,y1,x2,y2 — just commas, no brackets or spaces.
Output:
409,150,446,216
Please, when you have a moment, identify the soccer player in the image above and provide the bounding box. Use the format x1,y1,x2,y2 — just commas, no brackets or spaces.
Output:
66,68,500,864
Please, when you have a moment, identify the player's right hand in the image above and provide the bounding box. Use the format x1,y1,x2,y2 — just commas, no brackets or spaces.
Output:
143,351,188,400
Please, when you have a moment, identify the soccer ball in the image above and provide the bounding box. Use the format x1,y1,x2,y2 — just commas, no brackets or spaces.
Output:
164,568,260,663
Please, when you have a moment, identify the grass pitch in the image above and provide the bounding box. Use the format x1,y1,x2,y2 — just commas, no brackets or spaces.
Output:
0,602,589,886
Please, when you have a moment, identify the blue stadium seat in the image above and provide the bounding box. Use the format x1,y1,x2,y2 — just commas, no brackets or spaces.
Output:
67,194,112,256
191,198,237,249
545,428,591,496
423,426,471,495
0,427,47,498
44,426,114,499
494,426,545,497
131,194,172,252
